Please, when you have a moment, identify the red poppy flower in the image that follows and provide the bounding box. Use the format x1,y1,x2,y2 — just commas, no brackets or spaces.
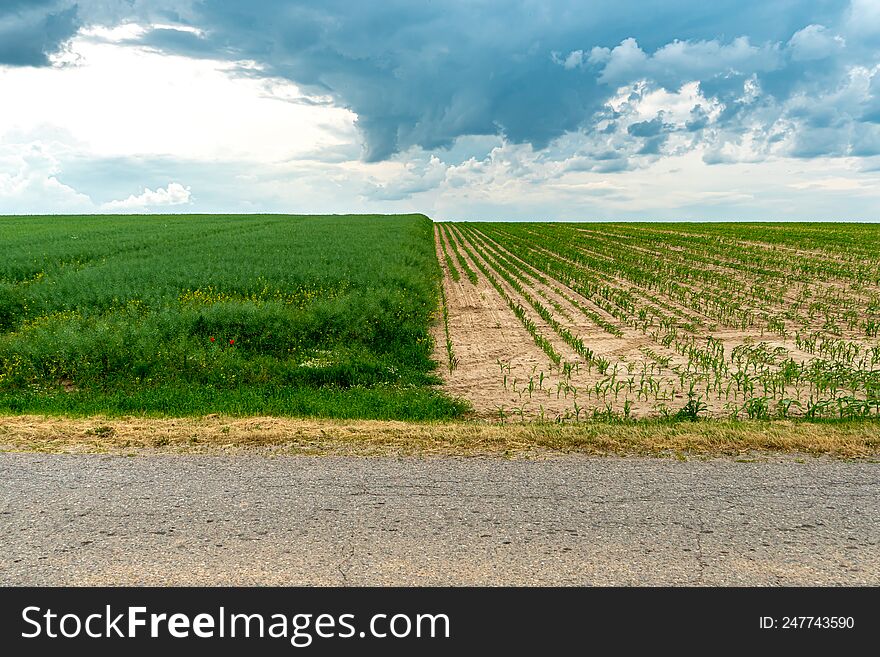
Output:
210,337,215,342
229,339,235,345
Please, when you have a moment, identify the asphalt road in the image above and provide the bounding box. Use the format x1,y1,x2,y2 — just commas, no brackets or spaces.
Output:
0,454,876,585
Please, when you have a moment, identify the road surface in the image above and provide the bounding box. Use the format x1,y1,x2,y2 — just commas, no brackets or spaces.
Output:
0,454,876,585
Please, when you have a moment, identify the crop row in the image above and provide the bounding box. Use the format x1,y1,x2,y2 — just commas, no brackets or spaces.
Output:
437,221,880,421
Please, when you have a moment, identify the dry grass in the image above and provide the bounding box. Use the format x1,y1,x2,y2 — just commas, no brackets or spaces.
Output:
1,414,878,458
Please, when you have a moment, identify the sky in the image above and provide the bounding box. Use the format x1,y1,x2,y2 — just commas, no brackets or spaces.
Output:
1,1,880,220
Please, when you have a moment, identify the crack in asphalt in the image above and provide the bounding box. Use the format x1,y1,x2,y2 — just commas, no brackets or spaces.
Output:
337,543,355,585
336,480,369,585
695,516,707,586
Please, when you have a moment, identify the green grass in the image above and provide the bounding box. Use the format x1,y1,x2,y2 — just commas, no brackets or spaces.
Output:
0,214,468,419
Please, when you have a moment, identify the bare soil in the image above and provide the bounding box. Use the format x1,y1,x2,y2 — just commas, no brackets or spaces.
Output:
432,224,880,421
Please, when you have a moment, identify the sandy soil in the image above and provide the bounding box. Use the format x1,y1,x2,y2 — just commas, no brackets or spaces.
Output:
434,224,569,420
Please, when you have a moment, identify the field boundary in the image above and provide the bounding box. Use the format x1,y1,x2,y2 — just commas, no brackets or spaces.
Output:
1,414,878,458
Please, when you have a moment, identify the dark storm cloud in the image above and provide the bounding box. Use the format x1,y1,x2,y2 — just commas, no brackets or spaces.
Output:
0,1,79,66
118,0,861,161
5,0,880,166
135,27,218,57
627,117,667,138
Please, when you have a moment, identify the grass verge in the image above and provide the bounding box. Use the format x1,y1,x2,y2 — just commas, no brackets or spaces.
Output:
1,415,878,458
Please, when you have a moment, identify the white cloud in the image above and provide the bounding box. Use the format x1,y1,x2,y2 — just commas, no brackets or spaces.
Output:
562,36,782,86
102,182,192,210
846,0,880,39
79,23,150,43
551,49,587,70
788,177,869,191
788,25,845,61
650,37,781,79
0,141,92,213
0,27,358,163
545,179,628,196
596,38,648,83
362,155,448,200
609,81,723,127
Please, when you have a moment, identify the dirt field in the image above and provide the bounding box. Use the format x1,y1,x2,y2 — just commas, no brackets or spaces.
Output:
433,222,880,421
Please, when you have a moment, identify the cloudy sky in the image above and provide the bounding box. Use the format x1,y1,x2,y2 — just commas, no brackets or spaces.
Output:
2,0,880,220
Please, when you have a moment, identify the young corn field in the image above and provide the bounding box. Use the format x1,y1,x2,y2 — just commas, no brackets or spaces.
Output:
434,222,880,422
